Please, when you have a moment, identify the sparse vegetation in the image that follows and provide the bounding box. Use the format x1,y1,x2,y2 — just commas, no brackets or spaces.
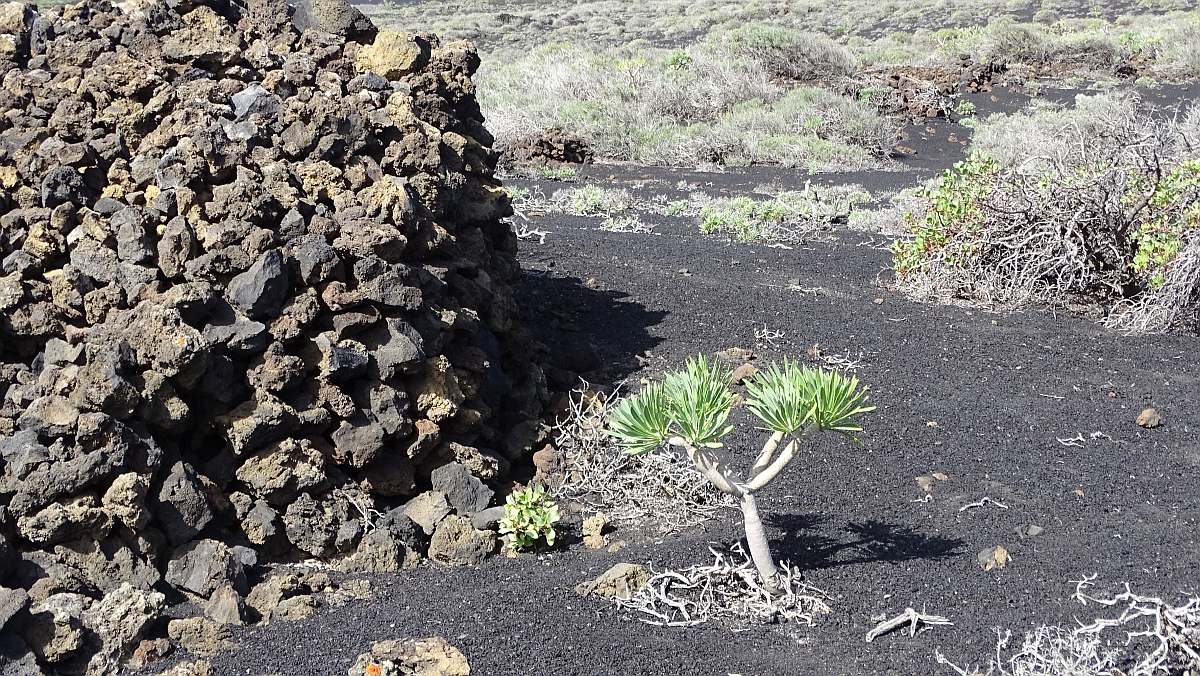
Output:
536,165,579,181
665,200,690,216
570,185,607,216
696,185,870,243
477,40,893,170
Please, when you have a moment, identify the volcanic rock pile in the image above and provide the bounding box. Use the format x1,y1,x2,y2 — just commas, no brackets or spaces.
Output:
0,0,548,670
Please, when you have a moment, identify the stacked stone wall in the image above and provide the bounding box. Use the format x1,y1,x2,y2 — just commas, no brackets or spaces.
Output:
0,0,546,669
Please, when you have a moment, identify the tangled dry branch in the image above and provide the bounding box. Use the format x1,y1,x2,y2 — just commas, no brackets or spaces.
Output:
894,96,1200,334
616,543,831,627
934,575,1200,676
552,383,733,532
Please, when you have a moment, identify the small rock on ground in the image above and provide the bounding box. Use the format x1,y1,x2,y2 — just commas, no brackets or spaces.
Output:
154,661,213,676
574,563,649,598
1136,408,1161,428
582,513,609,549
347,636,470,676
977,545,1011,571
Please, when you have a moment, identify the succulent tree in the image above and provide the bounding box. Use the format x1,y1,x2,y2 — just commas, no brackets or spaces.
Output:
606,355,874,589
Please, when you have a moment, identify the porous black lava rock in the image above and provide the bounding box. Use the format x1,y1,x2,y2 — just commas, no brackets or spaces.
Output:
0,0,546,670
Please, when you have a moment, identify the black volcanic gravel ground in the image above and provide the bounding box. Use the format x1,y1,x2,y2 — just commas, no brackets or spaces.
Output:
137,87,1200,676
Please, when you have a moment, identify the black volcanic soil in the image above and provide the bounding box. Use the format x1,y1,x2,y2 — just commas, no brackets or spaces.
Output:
138,149,1200,676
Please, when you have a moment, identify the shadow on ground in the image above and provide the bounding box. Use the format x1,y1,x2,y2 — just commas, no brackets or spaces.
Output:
517,269,667,386
768,513,966,571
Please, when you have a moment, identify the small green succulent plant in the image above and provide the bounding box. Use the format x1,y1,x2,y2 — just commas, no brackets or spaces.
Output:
606,354,873,588
499,484,562,551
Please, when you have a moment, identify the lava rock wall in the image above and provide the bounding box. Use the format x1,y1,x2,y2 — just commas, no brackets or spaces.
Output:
0,0,547,669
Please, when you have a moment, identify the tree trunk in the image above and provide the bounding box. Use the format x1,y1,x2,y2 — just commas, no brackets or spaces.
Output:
739,492,780,588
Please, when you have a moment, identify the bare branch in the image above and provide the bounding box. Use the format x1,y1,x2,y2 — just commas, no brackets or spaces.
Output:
865,607,953,643
749,431,785,478
614,543,831,628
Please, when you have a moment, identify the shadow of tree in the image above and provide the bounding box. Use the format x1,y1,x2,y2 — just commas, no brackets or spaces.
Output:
765,513,965,570
516,269,666,387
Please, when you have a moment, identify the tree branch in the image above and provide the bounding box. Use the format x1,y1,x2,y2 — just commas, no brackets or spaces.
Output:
744,439,797,492
745,423,818,493
749,431,785,479
671,438,744,498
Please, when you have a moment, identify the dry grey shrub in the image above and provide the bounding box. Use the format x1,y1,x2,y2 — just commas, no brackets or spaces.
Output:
475,41,892,170
1150,18,1200,80
718,24,858,81
1174,102,1200,159
969,94,1144,170
642,45,782,124
849,187,926,236
551,384,732,533
895,93,1200,334
961,18,1124,70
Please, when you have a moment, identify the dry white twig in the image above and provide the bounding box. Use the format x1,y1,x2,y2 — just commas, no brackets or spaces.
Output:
935,576,1200,676
1057,431,1117,447
818,349,869,372
934,648,984,676
1057,433,1086,447
754,324,784,347
865,607,954,643
616,543,831,628
959,497,1009,512
333,488,383,534
513,222,549,244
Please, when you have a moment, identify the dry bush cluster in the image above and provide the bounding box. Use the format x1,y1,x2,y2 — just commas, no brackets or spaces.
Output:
474,40,893,170
718,24,857,81
616,543,830,627
360,0,1200,172
366,0,1197,74
550,384,732,533
892,93,1200,334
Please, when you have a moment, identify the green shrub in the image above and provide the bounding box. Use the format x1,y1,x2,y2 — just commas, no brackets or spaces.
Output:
890,154,1002,277
537,165,579,181
505,186,531,203
891,146,1200,333
571,184,606,215
1129,159,1200,290
666,49,693,69
724,23,856,80
499,484,561,551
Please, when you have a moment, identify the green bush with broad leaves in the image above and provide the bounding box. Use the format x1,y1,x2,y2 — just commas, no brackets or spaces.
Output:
890,154,1000,276
499,484,561,551
1129,159,1200,290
